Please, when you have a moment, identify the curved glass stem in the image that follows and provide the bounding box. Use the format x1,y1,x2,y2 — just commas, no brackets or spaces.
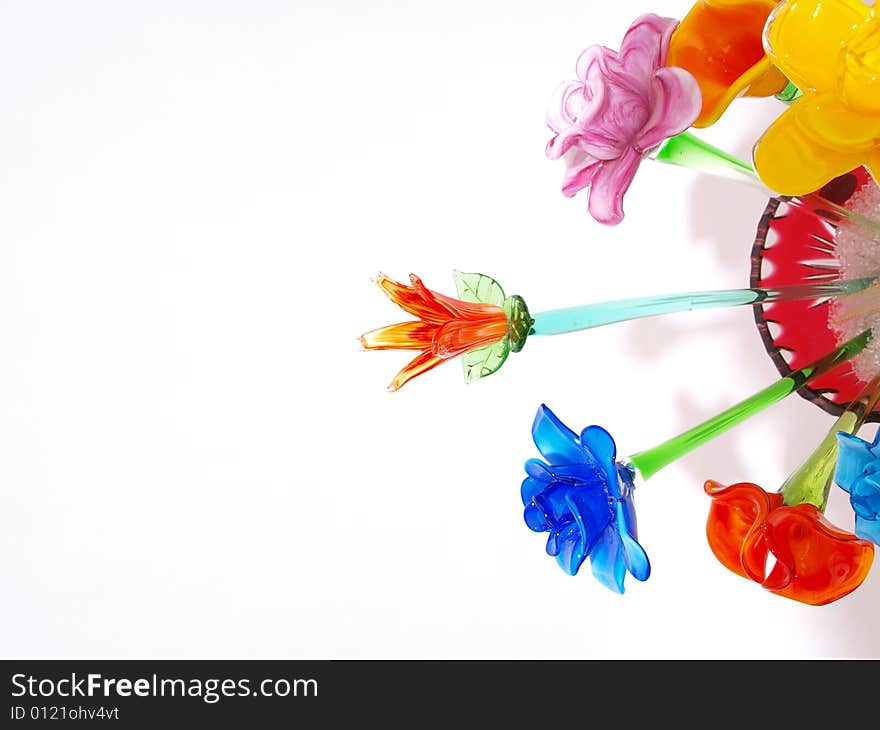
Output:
529,279,873,336
627,330,872,481
779,372,880,510
651,132,880,236
652,132,757,186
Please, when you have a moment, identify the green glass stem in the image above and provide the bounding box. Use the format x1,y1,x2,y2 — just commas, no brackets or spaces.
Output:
775,81,802,103
780,372,880,510
529,278,873,336
627,330,872,481
651,132,880,236
652,132,756,186
779,412,858,511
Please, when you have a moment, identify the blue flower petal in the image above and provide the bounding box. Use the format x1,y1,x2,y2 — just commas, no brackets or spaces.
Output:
532,405,584,465
868,428,880,454
546,527,562,556
565,485,614,559
580,425,620,496
524,458,553,481
615,500,650,582
835,432,876,492
854,514,880,545
851,479,880,520
525,459,605,486
589,527,627,594
547,463,604,482
554,522,586,575
523,503,549,532
521,475,547,506
532,482,578,525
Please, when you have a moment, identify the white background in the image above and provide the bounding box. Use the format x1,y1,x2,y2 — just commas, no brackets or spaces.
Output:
1,0,878,659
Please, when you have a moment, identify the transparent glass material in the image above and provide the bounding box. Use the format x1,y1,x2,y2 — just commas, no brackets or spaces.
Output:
360,272,531,390
751,167,880,418
835,428,880,545
667,0,786,127
704,480,874,606
530,280,872,336
753,0,880,195
520,405,650,594
628,331,872,480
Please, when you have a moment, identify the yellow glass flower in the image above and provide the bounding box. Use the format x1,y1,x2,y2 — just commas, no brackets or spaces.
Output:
667,0,787,128
753,0,880,195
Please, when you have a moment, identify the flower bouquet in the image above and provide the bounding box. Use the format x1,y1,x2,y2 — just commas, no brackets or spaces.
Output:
360,0,880,606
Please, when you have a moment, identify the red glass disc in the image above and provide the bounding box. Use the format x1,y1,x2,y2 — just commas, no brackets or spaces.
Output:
750,167,879,421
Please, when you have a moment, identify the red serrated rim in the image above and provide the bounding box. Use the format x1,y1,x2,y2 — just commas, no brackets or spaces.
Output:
750,169,879,422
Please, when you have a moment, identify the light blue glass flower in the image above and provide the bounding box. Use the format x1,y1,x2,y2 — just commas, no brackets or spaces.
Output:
520,404,650,593
835,430,880,545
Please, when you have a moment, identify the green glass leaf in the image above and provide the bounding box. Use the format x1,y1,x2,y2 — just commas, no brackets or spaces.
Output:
453,270,506,307
451,270,532,383
461,339,510,384
504,294,533,353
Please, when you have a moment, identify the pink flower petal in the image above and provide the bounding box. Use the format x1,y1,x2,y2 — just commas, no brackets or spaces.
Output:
575,45,613,84
561,150,601,197
546,83,595,160
546,81,586,135
618,14,679,81
574,129,628,161
637,66,702,152
545,14,698,225
546,60,611,160
586,147,641,225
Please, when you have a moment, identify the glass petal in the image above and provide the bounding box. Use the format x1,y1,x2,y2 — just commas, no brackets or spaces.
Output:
617,13,678,81
763,0,872,93
753,102,867,195
565,486,614,559
854,514,880,545
589,528,627,593
531,405,584,465
555,522,587,575
587,147,641,225
579,424,619,496
835,432,875,493
616,500,650,581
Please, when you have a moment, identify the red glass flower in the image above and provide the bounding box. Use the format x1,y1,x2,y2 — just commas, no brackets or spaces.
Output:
360,274,511,391
704,480,874,605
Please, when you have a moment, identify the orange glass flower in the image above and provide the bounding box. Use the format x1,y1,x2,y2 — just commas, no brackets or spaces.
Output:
361,274,513,391
704,480,874,605
667,0,787,127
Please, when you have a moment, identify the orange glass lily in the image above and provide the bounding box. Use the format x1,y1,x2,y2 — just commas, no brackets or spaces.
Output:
361,273,530,391
705,480,874,605
667,0,787,127
753,0,880,195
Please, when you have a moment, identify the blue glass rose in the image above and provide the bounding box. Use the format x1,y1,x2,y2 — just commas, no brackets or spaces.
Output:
521,404,650,593
835,430,880,544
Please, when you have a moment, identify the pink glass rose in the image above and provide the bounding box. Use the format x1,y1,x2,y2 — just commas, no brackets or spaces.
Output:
546,14,702,225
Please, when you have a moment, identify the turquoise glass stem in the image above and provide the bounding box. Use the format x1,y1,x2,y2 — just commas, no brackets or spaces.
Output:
627,330,872,481
530,278,873,336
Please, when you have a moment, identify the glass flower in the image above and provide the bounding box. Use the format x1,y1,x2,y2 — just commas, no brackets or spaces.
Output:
520,404,650,593
545,13,701,225
705,480,874,605
360,272,531,391
753,0,880,195
835,430,880,544
666,0,787,127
